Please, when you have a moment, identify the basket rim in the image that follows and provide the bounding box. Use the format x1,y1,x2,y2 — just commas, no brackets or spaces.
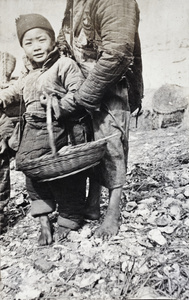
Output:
19,139,107,168
38,161,99,182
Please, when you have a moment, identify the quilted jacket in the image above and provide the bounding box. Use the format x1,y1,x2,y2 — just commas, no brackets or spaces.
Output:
0,48,84,119
58,0,143,113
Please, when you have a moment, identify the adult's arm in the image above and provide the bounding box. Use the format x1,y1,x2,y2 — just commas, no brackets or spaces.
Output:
74,0,140,111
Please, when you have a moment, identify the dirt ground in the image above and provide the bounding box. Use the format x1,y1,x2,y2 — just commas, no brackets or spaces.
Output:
1,102,189,300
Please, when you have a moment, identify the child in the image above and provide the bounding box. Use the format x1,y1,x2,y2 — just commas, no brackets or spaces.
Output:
0,13,91,244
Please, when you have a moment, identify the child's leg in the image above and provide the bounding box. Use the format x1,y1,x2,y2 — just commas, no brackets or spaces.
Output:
84,177,101,220
94,186,122,239
50,172,86,239
26,177,56,245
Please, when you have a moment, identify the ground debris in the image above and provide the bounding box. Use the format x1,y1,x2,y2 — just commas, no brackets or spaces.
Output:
148,228,167,245
1,126,189,300
33,258,55,273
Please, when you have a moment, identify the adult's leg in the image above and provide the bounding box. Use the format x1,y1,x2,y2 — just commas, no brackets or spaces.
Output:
92,97,130,239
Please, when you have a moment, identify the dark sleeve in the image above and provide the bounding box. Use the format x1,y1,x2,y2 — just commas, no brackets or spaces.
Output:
74,0,139,111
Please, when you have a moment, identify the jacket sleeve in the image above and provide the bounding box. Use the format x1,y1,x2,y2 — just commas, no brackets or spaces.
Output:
74,0,140,111
52,57,85,118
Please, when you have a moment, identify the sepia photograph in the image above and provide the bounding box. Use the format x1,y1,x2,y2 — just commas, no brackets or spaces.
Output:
0,0,189,299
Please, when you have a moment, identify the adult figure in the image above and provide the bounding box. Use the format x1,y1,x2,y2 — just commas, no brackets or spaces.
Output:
0,52,18,233
58,0,143,239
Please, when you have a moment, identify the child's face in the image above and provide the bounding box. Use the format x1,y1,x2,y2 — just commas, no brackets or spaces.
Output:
22,28,54,66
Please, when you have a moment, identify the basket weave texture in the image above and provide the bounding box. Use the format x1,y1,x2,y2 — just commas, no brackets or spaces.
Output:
20,138,107,182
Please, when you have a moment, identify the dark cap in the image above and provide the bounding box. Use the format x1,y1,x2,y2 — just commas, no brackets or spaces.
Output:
16,13,55,46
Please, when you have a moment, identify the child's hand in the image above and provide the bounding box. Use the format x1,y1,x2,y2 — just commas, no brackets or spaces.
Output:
0,139,7,155
40,92,61,119
39,91,48,107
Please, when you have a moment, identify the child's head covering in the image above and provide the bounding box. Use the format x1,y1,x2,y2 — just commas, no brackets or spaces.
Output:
16,13,55,46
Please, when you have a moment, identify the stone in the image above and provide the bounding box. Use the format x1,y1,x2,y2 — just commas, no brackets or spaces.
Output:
148,228,167,245
125,201,138,212
33,258,54,273
169,205,181,219
184,219,189,227
152,84,188,129
184,185,189,198
156,215,172,227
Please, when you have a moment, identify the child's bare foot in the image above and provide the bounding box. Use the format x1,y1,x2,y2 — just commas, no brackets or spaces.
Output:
57,225,71,241
94,209,120,240
55,217,81,242
38,215,53,246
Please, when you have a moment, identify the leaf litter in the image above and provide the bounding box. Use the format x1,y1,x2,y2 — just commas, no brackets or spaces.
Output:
1,125,189,300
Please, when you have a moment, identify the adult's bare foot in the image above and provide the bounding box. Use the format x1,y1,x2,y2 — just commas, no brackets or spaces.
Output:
94,209,121,240
38,215,53,246
94,187,122,240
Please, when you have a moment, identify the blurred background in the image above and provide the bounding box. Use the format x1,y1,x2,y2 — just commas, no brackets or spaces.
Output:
0,0,189,89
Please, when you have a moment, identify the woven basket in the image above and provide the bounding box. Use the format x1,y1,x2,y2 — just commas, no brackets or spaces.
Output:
20,138,107,182
18,94,116,182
